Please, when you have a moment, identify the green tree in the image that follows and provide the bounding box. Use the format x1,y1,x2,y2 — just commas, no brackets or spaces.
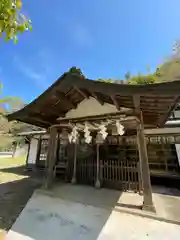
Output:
0,0,32,43
154,60,180,82
128,73,158,84
0,82,25,150
0,82,24,113
98,73,159,85
153,40,180,82
0,82,43,151
125,71,131,80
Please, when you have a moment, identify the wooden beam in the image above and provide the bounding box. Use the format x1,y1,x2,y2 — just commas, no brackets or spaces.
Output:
111,95,120,110
74,86,89,99
90,91,104,105
137,111,155,212
133,95,140,111
55,91,77,109
57,109,134,122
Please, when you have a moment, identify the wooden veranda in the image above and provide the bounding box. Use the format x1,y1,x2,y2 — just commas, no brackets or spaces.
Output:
7,70,180,212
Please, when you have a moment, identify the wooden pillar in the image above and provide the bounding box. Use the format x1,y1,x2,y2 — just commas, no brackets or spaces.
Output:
45,126,58,189
95,143,101,188
137,118,155,212
71,143,77,184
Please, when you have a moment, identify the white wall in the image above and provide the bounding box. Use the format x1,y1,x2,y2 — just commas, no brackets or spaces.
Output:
65,97,130,119
27,138,38,165
175,144,180,167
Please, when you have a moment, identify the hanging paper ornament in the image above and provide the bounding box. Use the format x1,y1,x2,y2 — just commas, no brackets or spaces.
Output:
84,124,92,144
68,133,73,143
73,126,79,142
116,120,125,136
99,124,108,140
86,135,92,144
68,126,79,143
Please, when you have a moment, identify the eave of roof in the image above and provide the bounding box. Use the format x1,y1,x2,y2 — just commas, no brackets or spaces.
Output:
7,71,180,128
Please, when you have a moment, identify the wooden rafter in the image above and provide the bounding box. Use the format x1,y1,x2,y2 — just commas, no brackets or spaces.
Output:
38,107,65,118
58,110,134,124
55,91,77,109
17,118,47,128
133,95,140,111
111,95,120,110
90,91,104,105
159,96,180,126
74,86,88,99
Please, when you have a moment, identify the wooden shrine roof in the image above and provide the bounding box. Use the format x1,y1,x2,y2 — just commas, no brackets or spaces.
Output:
7,71,180,128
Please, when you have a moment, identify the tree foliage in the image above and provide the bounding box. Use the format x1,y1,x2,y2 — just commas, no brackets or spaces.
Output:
0,82,42,150
97,73,159,85
98,78,114,83
125,71,131,80
0,0,32,43
0,82,24,113
152,40,180,82
128,73,158,84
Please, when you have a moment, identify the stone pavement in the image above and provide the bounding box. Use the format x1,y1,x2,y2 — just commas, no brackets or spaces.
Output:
116,185,180,225
37,183,180,225
97,210,180,240
5,184,180,239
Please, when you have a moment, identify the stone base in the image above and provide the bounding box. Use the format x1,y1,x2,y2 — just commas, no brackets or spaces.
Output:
142,203,156,213
71,177,77,184
95,179,101,189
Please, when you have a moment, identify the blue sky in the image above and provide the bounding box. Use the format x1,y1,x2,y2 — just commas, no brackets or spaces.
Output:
1,0,180,103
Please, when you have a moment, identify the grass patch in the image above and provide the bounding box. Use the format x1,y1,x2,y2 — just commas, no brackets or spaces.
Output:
0,155,27,169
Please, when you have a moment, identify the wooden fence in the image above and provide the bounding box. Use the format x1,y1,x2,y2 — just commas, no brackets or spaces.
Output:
67,156,141,192
100,159,140,192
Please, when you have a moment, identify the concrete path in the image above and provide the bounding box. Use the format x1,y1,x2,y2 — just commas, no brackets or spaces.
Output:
6,192,111,240
6,185,180,240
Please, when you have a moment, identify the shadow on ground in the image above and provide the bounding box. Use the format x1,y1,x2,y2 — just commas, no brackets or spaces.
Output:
0,166,43,234
152,185,180,197
0,165,44,178
116,202,142,210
